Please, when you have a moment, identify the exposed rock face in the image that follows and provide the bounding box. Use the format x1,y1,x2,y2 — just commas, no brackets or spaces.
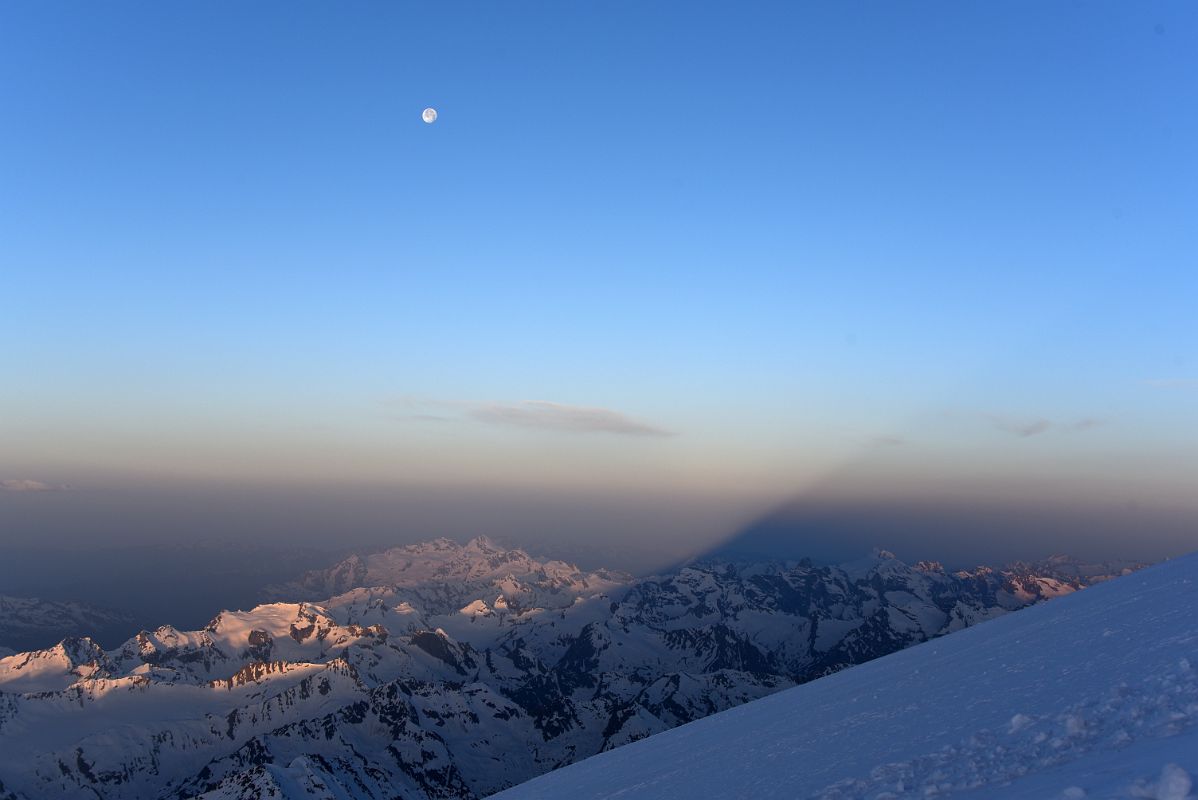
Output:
0,539,1140,800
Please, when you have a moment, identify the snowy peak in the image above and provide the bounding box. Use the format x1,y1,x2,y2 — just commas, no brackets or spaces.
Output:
0,636,110,693
1007,553,1143,584
263,537,632,618
952,555,1146,608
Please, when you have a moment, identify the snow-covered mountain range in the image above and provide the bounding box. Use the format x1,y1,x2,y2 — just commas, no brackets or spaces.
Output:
0,595,137,653
493,551,1198,800
263,536,630,616
0,537,1143,800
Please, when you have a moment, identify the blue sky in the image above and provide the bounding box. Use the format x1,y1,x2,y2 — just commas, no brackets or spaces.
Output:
1,2,1196,561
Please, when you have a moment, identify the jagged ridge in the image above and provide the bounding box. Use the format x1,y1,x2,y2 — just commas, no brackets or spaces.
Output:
0,539,1141,800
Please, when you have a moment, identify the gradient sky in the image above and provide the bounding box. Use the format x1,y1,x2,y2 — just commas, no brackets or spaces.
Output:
2,2,1196,567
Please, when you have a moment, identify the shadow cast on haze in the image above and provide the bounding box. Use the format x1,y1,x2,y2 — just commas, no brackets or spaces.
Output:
691,486,1196,570
679,427,1198,569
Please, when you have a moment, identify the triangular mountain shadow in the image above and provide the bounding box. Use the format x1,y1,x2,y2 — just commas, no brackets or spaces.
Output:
686,494,1131,569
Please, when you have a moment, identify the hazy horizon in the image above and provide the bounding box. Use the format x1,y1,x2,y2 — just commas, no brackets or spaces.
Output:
2,2,1196,621
2,475,1192,639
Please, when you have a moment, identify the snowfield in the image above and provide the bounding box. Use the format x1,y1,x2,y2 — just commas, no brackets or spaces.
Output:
490,552,1198,800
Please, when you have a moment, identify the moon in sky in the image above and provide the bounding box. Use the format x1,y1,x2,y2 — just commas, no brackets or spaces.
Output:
422,107,438,124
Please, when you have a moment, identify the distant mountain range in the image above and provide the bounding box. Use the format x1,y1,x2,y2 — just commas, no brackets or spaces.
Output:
0,595,137,653
0,537,1142,800
263,535,630,614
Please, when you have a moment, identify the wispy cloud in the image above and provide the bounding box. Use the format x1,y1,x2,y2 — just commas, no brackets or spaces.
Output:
989,416,1052,438
985,414,1106,438
390,396,673,437
1144,378,1198,390
469,401,672,437
0,479,64,493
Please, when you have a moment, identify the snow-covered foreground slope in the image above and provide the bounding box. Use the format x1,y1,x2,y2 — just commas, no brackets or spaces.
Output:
491,552,1198,800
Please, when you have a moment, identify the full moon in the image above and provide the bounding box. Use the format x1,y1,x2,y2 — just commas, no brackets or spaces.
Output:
422,108,437,124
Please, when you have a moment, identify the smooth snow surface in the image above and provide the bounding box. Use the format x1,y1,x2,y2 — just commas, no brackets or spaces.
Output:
491,553,1198,800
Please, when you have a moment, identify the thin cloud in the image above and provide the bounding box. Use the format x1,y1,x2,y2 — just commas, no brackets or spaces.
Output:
389,396,673,437
470,401,673,437
1144,378,1198,390
989,416,1052,438
984,414,1105,438
0,479,64,493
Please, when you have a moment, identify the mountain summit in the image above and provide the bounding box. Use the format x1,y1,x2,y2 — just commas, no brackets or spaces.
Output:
264,536,630,616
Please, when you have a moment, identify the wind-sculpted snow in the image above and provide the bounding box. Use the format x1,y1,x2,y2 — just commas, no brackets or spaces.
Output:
0,539,1142,800
492,553,1196,800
